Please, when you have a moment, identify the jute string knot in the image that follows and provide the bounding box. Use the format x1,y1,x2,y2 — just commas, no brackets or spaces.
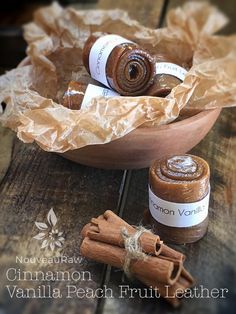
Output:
121,226,151,279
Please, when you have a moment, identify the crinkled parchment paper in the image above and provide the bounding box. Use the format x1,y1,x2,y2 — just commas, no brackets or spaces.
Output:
0,1,235,153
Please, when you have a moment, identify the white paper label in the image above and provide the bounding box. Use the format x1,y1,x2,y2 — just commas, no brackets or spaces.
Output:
155,62,187,81
89,34,133,87
80,84,119,110
149,186,209,227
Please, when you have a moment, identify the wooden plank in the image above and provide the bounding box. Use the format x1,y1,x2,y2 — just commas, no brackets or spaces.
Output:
101,0,236,313
0,140,124,314
0,4,124,314
0,68,15,185
101,112,236,314
0,126,14,184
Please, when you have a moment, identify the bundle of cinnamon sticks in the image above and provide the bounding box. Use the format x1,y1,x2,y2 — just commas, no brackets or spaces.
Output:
80,210,195,307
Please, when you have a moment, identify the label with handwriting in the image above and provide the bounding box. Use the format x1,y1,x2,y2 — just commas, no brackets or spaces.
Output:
155,62,187,81
81,84,119,109
89,34,133,87
149,186,209,227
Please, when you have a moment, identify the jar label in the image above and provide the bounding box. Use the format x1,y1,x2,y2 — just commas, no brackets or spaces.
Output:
148,186,209,227
155,62,187,81
89,34,133,88
81,84,119,109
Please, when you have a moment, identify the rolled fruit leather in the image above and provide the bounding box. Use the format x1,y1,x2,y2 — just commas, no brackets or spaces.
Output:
149,154,210,244
146,54,189,97
82,32,156,96
62,81,119,110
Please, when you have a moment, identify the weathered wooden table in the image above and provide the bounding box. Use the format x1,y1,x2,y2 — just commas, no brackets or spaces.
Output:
0,1,235,314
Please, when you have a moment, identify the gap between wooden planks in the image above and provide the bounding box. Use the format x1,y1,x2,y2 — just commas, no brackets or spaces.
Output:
99,1,236,314
0,3,123,314
94,1,167,314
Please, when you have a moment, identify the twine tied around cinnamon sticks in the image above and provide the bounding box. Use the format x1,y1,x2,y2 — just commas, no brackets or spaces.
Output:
80,210,195,307
121,226,150,278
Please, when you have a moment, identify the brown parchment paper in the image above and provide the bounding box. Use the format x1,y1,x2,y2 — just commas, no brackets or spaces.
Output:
0,1,235,153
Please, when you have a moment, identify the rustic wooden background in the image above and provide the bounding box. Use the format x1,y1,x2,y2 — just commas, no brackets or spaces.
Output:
0,1,235,314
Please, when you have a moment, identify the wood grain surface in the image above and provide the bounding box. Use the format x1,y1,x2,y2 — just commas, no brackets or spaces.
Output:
0,1,125,312
0,1,236,314
0,126,14,184
102,109,236,314
0,140,124,314
99,1,236,313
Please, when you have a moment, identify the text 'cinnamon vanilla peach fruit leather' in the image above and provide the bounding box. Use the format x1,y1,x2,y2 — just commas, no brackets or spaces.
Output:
149,155,210,244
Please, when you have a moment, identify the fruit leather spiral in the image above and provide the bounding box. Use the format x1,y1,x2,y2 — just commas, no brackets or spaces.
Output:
82,32,156,96
62,81,87,110
149,154,210,244
146,54,188,97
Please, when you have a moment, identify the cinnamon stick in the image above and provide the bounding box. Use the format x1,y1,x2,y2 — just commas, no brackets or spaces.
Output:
81,210,185,262
80,210,195,307
138,267,195,307
80,237,182,286
82,218,162,256
157,244,186,262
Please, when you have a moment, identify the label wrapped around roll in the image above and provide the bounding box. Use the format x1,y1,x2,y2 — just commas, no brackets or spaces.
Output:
149,154,210,244
82,32,156,96
62,81,119,110
146,54,188,97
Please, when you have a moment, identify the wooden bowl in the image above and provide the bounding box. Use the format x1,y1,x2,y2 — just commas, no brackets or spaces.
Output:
60,108,221,169
17,58,221,169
